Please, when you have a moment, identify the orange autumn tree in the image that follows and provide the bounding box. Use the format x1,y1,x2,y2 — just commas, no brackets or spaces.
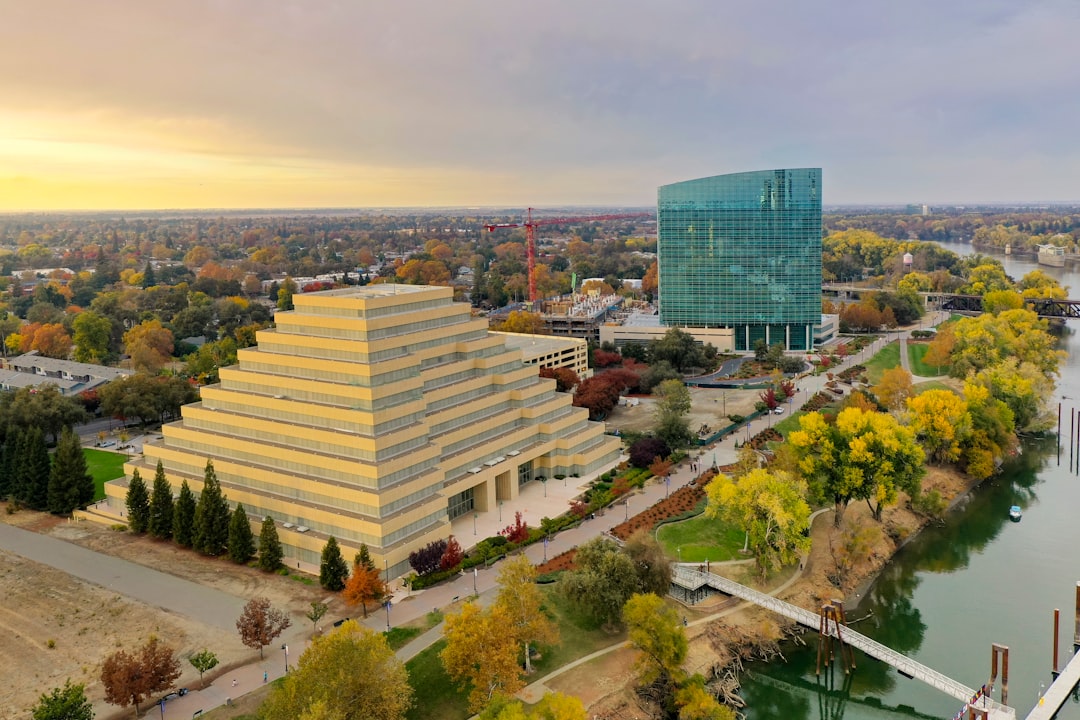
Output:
342,544,387,618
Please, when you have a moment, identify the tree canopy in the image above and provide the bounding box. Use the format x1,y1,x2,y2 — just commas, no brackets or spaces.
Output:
261,620,411,720
705,469,811,579
789,407,925,525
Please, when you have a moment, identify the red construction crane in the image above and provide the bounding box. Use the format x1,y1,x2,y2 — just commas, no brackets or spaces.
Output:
484,208,652,304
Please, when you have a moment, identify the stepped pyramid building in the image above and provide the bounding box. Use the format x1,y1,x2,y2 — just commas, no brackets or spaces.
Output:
103,285,620,577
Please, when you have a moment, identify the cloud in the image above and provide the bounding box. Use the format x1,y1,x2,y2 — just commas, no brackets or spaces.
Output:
1,0,1079,207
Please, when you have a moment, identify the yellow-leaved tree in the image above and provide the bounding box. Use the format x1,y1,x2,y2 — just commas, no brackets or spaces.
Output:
790,408,925,526
260,620,412,720
705,469,811,579
872,367,914,412
494,554,559,674
441,602,524,713
905,389,971,464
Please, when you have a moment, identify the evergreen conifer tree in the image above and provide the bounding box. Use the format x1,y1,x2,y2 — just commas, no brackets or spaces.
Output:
227,503,255,564
356,543,375,571
192,460,230,556
319,536,349,590
148,460,174,539
142,261,156,288
0,427,21,500
47,426,94,514
257,514,284,572
173,480,197,547
21,427,51,510
125,469,150,533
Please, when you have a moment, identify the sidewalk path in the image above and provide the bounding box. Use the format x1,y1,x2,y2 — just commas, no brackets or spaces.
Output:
0,522,246,631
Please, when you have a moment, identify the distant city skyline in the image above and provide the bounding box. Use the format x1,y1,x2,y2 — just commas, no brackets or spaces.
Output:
3,1,1080,210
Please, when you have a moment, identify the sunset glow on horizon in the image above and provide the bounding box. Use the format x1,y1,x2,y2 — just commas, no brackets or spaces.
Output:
4,2,1080,210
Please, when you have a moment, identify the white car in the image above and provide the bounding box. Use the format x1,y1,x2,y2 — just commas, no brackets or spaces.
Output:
773,407,785,415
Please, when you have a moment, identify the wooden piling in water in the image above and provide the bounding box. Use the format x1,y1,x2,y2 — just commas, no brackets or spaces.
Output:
1054,608,1060,676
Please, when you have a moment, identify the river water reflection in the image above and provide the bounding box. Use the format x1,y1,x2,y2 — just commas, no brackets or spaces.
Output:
741,242,1080,720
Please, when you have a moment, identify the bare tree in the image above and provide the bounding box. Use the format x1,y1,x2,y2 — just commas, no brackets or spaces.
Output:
236,597,292,658
100,637,181,718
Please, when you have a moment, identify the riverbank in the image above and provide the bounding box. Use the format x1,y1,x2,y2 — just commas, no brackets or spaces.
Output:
568,460,990,719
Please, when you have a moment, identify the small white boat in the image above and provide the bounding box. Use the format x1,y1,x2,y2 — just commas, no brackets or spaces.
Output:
1008,505,1022,522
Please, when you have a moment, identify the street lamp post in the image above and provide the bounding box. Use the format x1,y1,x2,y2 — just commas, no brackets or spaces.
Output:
281,643,289,674
473,512,477,536
677,546,682,564
665,475,670,498
498,500,503,522
543,535,548,563
384,600,392,632
472,567,477,595
542,478,547,498
625,498,630,521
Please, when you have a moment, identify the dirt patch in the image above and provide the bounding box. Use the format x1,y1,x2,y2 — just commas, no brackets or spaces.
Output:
547,645,639,712
0,549,252,719
605,386,766,438
1,510,336,719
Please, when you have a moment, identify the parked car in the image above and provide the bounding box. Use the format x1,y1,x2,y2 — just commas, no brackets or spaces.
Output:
773,407,785,415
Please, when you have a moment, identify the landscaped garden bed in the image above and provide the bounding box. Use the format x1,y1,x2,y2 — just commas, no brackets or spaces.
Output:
610,475,713,540
800,391,835,413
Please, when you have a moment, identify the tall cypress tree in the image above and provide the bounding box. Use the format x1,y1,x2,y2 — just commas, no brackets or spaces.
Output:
173,480,197,547
320,536,349,591
227,504,255,564
148,460,174,539
257,514,284,572
125,469,150,533
47,426,94,514
21,427,51,510
193,460,230,556
0,428,18,500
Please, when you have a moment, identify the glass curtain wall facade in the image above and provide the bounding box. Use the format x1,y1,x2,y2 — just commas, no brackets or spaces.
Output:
658,169,822,351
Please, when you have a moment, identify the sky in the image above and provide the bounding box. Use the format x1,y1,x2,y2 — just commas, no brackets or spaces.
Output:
2,0,1080,210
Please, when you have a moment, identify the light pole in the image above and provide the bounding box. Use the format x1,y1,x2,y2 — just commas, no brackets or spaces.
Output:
543,535,548,562
472,567,477,594
473,512,477,535
281,643,289,673
542,478,547,497
722,391,727,416
384,599,392,631
624,498,630,520
498,500,503,522
677,546,682,564
665,475,670,498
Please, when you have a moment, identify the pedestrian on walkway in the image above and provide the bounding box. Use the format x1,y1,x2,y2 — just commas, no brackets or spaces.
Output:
232,678,238,688
263,671,268,684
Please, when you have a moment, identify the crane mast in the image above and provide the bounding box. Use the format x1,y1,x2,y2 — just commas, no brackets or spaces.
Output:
483,208,652,304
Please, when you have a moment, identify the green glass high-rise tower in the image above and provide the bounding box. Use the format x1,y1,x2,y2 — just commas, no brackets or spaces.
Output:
657,168,822,351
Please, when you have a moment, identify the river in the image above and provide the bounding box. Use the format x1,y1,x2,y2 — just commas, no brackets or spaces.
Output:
741,241,1080,720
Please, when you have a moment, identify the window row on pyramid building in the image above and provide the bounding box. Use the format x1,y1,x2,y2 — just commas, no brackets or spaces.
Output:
97,284,621,578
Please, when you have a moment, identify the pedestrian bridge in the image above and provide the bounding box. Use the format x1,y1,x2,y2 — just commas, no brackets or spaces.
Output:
670,566,1016,720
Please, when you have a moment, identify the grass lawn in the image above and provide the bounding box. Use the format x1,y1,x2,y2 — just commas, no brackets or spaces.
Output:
385,609,444,651
863,341,901,385
907,343,947,377
406,585,624,720
655,514,746,563
772,411,805,438
406,639,471,720
83,448,127,501
913,380,957,395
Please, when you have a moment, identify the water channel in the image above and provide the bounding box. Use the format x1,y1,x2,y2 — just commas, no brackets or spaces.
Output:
741,241,1080,720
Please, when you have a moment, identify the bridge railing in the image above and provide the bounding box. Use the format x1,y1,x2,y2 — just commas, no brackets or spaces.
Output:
671,566,1015,715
